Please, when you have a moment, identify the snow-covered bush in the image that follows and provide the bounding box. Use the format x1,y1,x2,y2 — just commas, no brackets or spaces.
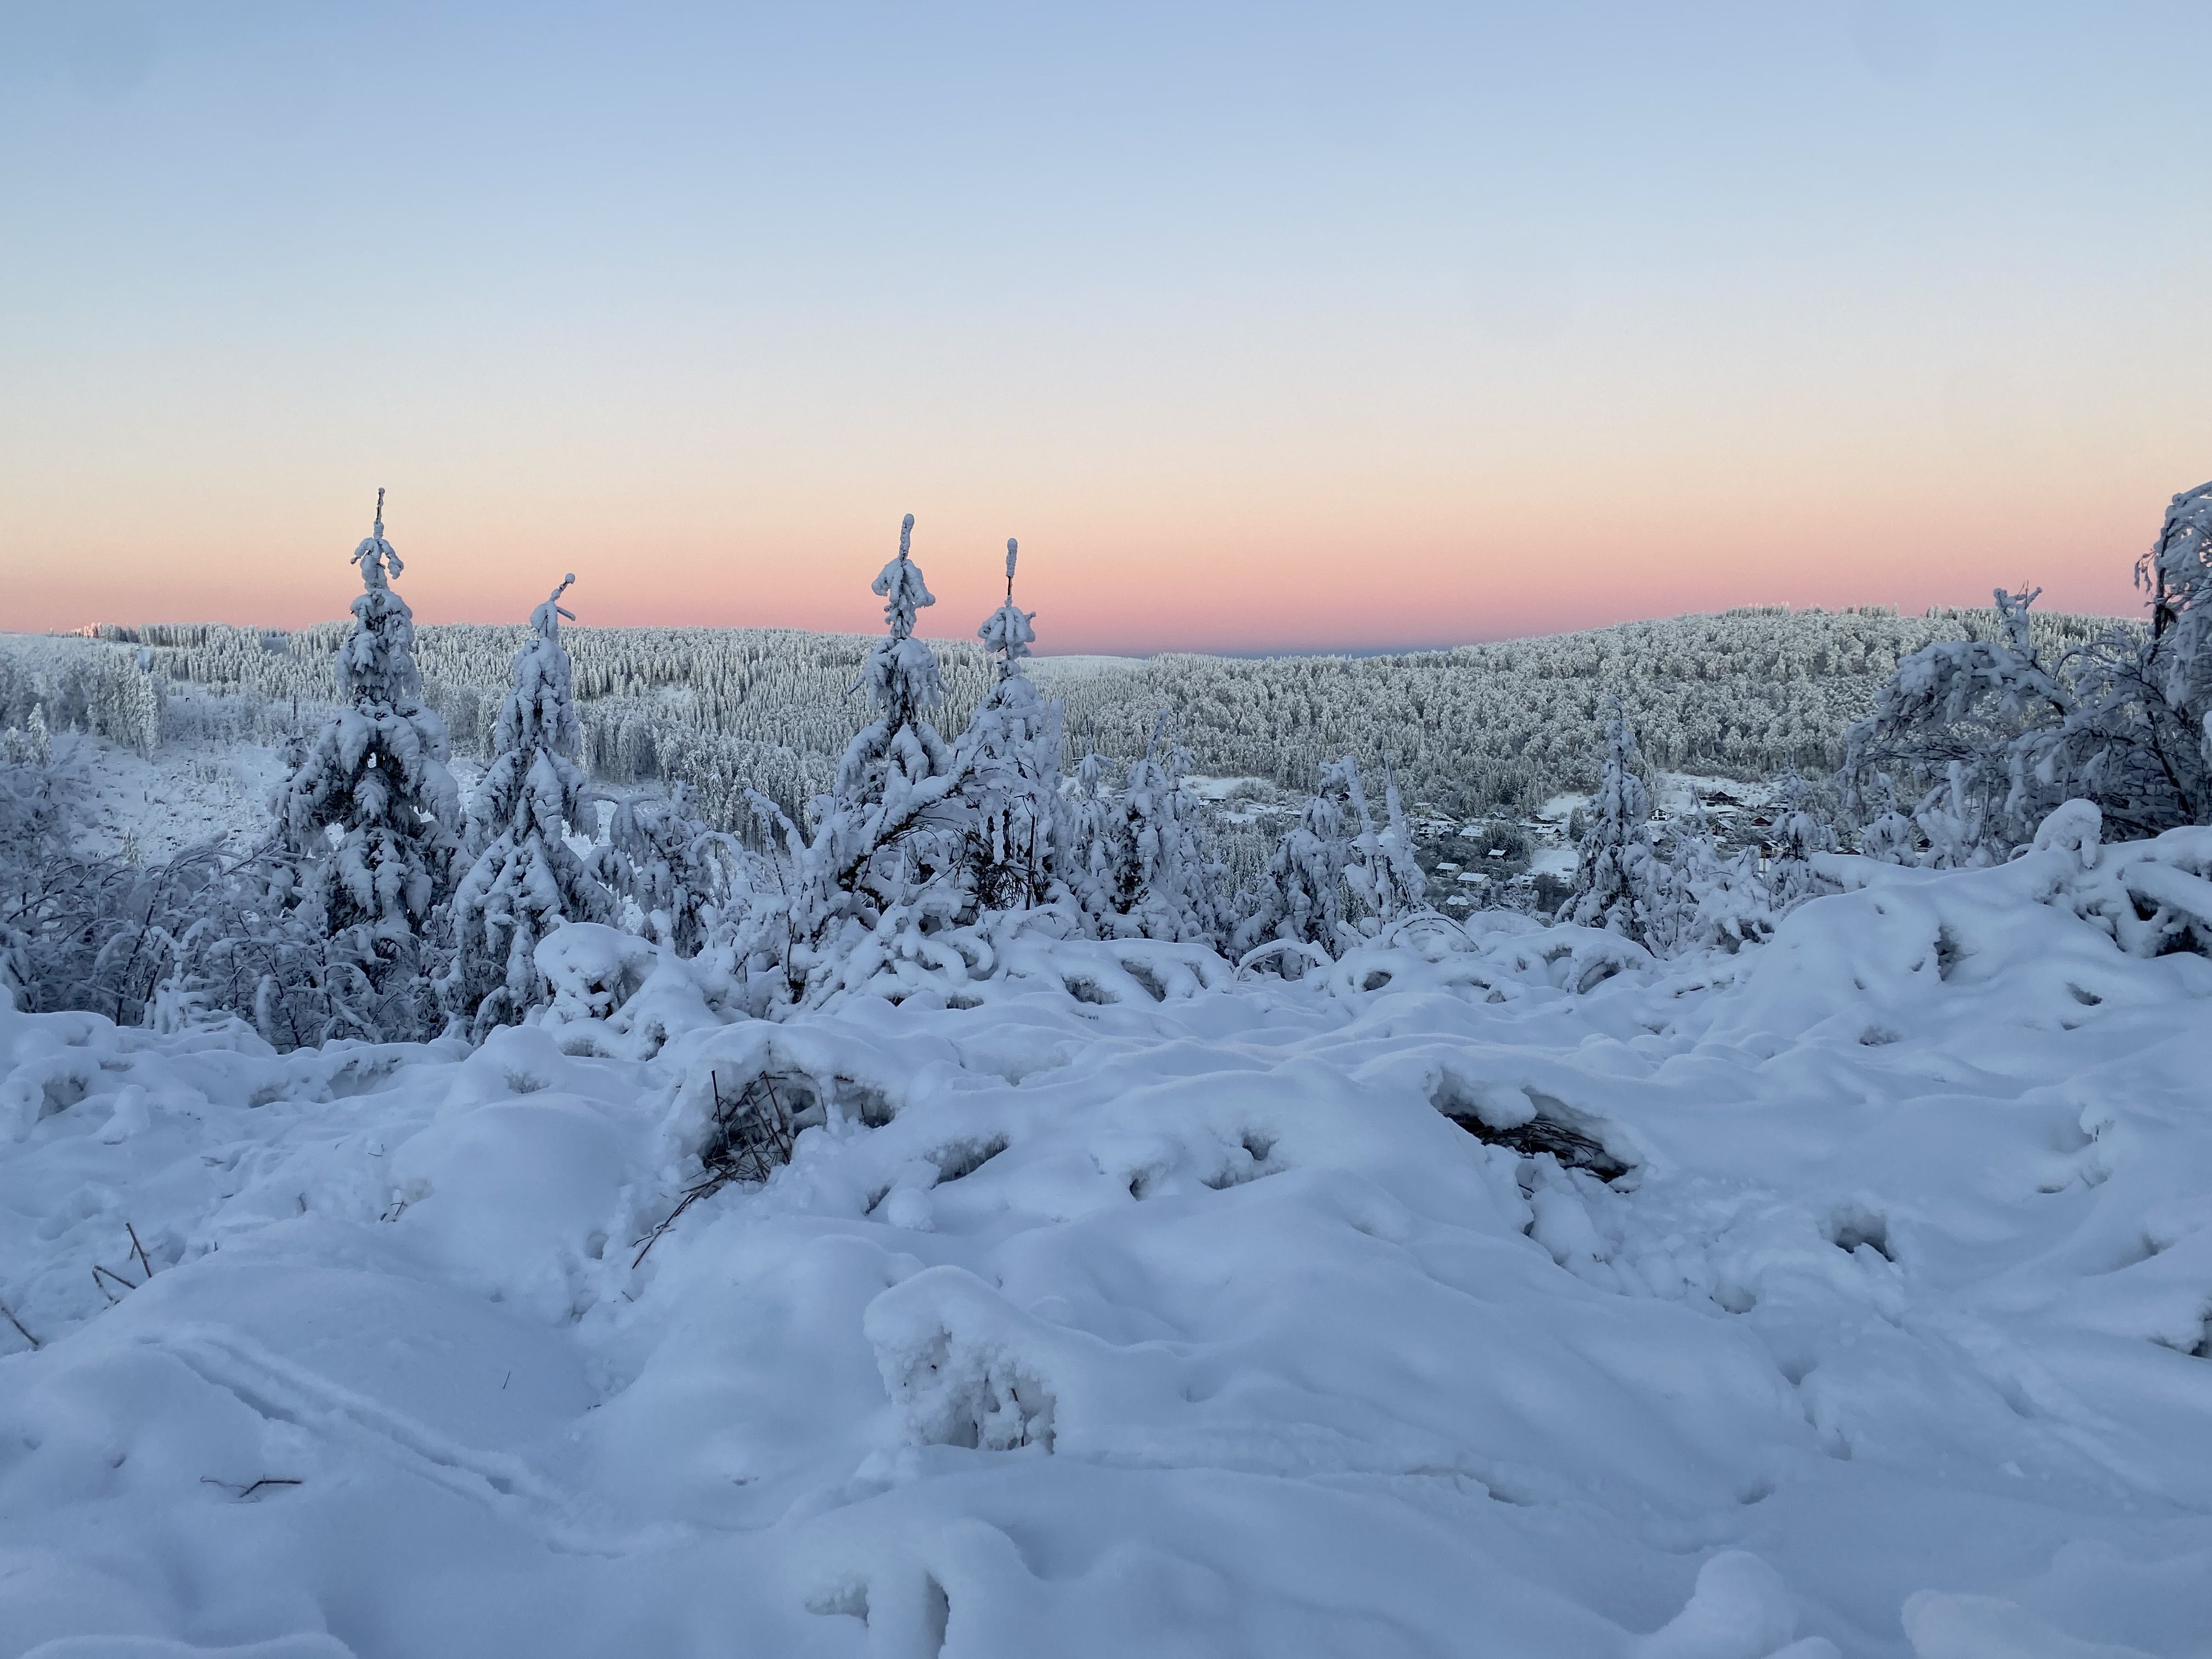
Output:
443,574,611,1039
1066,718,1226,947
1560,701,1662,945
590,785,740,958
1231,776,1348,971
2028,796,2212,958
1846,485,2212,859
1640,810,1773,958
1340,755,1427,934
1763,765,1840,912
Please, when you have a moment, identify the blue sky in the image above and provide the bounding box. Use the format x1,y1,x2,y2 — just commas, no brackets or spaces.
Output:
4,3,2209,649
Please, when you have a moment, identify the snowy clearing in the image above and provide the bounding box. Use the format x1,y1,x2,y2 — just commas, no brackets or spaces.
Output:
4,842,2210,1657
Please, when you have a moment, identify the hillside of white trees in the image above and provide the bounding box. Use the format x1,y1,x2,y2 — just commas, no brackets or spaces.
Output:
13,597,2128,835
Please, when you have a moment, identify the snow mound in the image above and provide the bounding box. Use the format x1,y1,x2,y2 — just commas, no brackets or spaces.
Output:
3,850,2211,1655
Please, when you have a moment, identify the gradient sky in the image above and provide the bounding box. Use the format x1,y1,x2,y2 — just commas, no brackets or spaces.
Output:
4,3,2210,653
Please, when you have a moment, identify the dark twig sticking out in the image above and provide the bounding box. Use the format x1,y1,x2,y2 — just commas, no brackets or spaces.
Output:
0,1297,38,1351
92,1262,140,1301
631,1070,799,1266
200,1476,304,1500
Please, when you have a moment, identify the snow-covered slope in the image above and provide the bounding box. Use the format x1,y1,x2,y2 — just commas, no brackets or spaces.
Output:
3,851,2210,1657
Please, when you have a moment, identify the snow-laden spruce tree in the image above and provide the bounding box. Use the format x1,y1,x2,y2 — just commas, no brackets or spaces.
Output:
442,573,610,1037
1070,714,1225,946
276,491,460,1037
749,515,973,1003
590,785,735,957
1341,756,1426,934
1560,699,1661,943
1060,750,1119,917
956,538,1063,911
1230,772,1349,967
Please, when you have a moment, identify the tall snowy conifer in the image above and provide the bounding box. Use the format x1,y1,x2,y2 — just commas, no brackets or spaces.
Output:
842,514,955,811
276,491,460,1034
751,516,972,1003
958,538,1063,910
1561,699,1660,943
443,574,609,1037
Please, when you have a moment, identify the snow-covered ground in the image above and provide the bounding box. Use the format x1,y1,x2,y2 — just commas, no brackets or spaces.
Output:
38,736,289,866
36,733,485,868
1021,654,1150,681
5,836,2211,1657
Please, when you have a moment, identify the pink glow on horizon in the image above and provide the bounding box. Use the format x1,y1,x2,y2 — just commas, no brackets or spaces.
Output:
1,476,2171,656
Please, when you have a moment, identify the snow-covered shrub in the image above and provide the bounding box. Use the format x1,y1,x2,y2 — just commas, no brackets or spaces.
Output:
1231,780,1348,971
590,785,739,957
1641,812,1773,958
2028,797,2212,958
443,574,612,1039
1848,770,1920,865
1762,766,1840,912
1560,701,1663,945
1340,755,1427,934
1066,718,1227,947
1846,486,2212,858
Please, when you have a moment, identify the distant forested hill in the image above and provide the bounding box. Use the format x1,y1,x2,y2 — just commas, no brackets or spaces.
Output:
9,604,2134,824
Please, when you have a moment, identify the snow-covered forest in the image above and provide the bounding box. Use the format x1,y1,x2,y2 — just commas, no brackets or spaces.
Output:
26,590,2123,826
3,487,2211,1657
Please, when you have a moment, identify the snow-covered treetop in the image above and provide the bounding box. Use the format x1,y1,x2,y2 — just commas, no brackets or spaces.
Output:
491,572,583,761
335,489,427,709
351,487,403,592
859,515,947,733
872,513,936,642
2138,478,2212,637
978,538,1037,679
532,572,578,640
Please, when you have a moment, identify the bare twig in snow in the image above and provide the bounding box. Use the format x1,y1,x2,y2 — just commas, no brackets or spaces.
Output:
0,1297,39,1351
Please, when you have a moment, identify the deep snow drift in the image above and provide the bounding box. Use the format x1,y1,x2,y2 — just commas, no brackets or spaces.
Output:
3,840,2211,1657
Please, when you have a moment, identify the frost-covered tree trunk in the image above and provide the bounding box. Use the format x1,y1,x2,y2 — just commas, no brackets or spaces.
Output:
275,493,460,1040
442,574,610,1038
957,538,1063,912
1561,701,1661,944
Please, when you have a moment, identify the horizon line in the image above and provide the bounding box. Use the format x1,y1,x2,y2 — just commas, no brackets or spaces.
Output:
14,595,2146,663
